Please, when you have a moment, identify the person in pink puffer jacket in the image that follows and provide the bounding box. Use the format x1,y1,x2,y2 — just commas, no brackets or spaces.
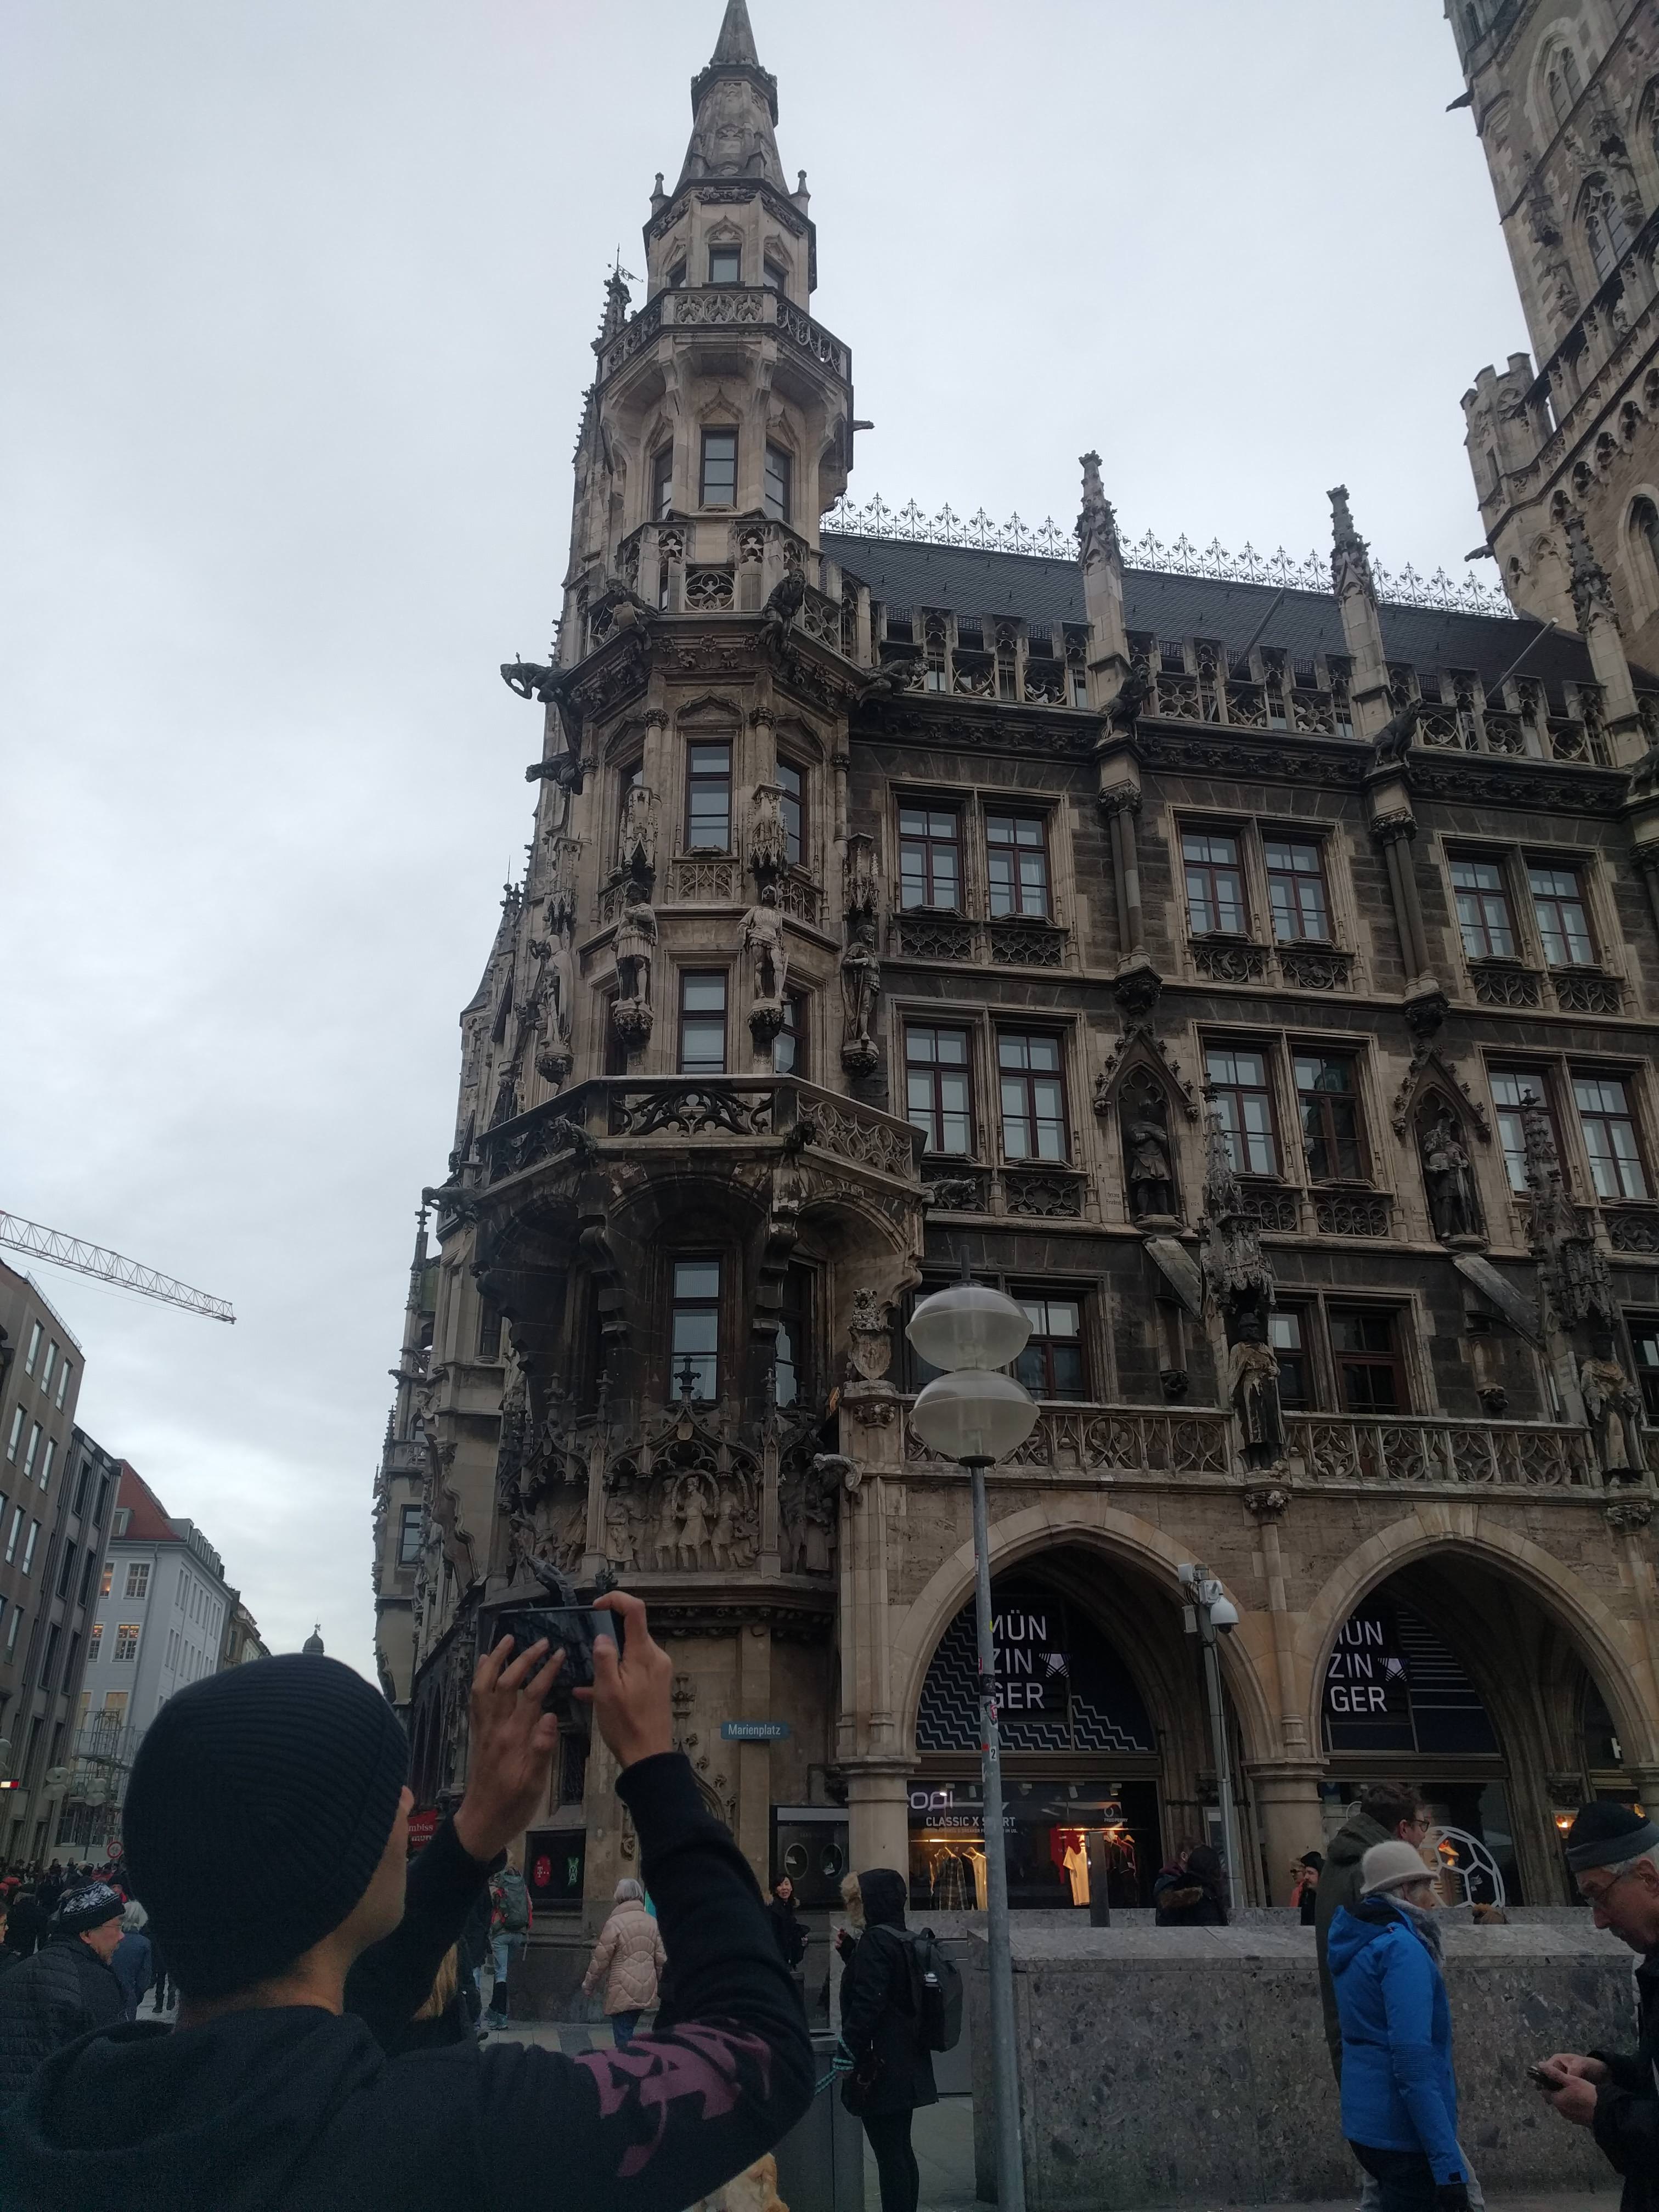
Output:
581,1878,666,2049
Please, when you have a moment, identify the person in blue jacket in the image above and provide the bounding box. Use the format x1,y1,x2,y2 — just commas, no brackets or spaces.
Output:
1328,1838,1469,2212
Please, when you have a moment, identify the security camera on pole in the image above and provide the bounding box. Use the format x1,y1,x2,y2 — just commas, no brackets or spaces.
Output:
906,1274,1038,2212
1178,1562,1244,1890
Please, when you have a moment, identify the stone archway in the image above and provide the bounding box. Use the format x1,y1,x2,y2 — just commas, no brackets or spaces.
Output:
1296,1507,1659,1900
892,1500,1279,1770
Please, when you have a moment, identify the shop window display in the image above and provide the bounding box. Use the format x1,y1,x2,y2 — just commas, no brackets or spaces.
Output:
909,1581,1161,1908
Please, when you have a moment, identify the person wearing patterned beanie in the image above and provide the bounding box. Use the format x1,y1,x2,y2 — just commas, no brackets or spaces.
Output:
1534,1801,1659,2212
0,1881,126,2111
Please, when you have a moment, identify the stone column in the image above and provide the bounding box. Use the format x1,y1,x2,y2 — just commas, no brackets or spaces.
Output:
845,1760,911,1876
1370,809,1434,988
736,1620,772,1886
1248,1762,1328,1903
1565,510,1646,766
1607,1495,1659,1759
1329,485,1393,743
1242,1484,1325,1900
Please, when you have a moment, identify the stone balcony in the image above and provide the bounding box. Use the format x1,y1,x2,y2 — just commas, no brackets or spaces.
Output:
595,284,851,389
900,1400,1644,1491
472,1076,922,1197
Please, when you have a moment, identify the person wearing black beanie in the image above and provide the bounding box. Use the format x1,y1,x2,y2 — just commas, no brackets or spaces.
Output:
0,1592,813,2212
1532,1800,1659,2212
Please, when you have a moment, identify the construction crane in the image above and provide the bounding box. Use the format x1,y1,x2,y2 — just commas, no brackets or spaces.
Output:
0,1214,235,1324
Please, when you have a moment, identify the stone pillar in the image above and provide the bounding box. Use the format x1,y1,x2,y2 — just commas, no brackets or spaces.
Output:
1607,1495,1659,1762
1329,485,1392,743
1248,1762,1328,1903
1370,806,1434,990
844,1759,911,1876
1077,452,1132,708
736,1620,772,1886
1100,786,1145,960
1564,510,1646,766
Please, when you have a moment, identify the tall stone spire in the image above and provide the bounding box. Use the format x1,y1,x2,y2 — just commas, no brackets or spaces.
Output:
680,0,785,191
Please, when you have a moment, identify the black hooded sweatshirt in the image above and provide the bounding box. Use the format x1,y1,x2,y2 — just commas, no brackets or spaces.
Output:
836,1868,936,2120
0,1753,812,2212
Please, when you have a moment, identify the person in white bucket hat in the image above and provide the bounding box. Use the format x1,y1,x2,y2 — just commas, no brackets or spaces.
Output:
1327,1838,1470,2212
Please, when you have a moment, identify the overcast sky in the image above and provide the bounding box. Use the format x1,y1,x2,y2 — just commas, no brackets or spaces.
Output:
1,2,1521,1678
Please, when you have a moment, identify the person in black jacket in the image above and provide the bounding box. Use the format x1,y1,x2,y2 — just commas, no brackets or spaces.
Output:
1535,1802,1659,2212
766,1877,808,1976
835,1868,936,2212
0,1592,812,2212
0,1882,127,2110
3,1887,45,1963
1153,1843,1229,1926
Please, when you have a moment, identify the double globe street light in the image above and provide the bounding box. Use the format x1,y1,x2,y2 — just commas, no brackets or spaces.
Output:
906,1279,1037,2212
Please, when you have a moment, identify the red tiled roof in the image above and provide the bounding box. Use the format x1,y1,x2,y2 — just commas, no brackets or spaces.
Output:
114,1463,176,1544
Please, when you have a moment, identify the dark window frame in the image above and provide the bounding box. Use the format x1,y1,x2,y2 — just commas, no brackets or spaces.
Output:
1448,850,1518,961
904,1023,975,1157
699,426,738,509
1627,1310,1659,1424
777,758,805,869
707,242,742,284
685,739,733,850
1013,1291,1087,1401
763,256,788,297
1269,1304,1315,1410
1204,1041,1282,1179
763,442,792,524
1182,826,1249,938
1572,1069,1651,1201
1264,836,1333,945
776,1263,813,1408
773,989,808,1078
1294,1050,1368,1184
1527,859,1596,969
677,970,729,1075
397,1504,424,1567
898,802,964,912
669,1255,722,1402
996,1030,1070,1163
1327,1306,1409,1414
985,812,1052,919
1489,1064,1559,1193
651,444,674,521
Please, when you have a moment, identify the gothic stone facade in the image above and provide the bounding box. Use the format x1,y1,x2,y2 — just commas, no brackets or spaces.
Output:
1455,0,1659,676
371,1,1659,1955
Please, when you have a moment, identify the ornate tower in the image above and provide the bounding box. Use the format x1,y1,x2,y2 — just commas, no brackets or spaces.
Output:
393,0,927,1911
1450,0,1659,736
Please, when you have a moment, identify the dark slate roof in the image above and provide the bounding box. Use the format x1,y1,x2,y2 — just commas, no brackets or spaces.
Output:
822,531,1607,700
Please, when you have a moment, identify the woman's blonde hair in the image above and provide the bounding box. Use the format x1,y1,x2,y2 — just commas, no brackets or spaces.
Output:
414,1944,460,2022
840,1872,864,1928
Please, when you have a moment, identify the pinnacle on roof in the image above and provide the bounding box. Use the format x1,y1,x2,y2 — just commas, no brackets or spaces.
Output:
710,0,760,66
681,0,783,193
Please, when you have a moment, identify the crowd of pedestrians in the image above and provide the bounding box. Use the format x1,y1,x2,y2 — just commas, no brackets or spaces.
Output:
0,1620,1653,2212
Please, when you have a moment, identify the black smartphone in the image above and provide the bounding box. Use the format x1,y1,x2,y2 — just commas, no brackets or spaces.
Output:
492,1606,623,1718
1526,2063,1555,2086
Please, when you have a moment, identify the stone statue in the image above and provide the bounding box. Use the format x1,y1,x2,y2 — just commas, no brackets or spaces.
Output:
617,783,658,887
1581,1344,1644,1477
537,928,576,1086
613,898,657,1051
1372,696,1422,766
1228,1313,1283,1459
843,834,879,924
840,941,881,1076
673,1474,713,1571
1421,1109,1479,1242
603,1489,636,1572
743,885,788,1040
1124,1111,1176,1223
804,1475,833,1575
710,1489,737,1570
748,785,789,883
760,569,807,657
500,659,563,706
848,1287,892,1381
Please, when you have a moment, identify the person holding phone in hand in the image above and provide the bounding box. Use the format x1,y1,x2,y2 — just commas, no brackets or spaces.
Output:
1533,1803,1659,2212
1,1590,812,2212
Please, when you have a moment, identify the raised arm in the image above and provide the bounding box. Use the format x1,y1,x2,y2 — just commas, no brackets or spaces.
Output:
347,1633,562,2046
475,1594,814,2212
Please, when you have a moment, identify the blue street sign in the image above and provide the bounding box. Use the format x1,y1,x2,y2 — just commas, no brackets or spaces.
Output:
721,1719,792,1742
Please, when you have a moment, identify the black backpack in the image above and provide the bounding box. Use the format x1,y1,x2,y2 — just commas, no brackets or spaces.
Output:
904,1927,963,2052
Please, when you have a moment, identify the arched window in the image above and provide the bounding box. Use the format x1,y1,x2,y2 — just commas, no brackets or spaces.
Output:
1586,186,1632,282
1548,44,1582,128
1630,496,1659,583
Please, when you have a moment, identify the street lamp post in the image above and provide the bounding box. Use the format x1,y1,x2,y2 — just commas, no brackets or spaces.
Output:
907,1281,1039,2212
1179,1562,1244,1891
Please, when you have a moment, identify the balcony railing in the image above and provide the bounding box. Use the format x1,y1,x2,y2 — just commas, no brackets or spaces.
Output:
475,1077,922,1190
899,1401,1617,1491
598,286,851,385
